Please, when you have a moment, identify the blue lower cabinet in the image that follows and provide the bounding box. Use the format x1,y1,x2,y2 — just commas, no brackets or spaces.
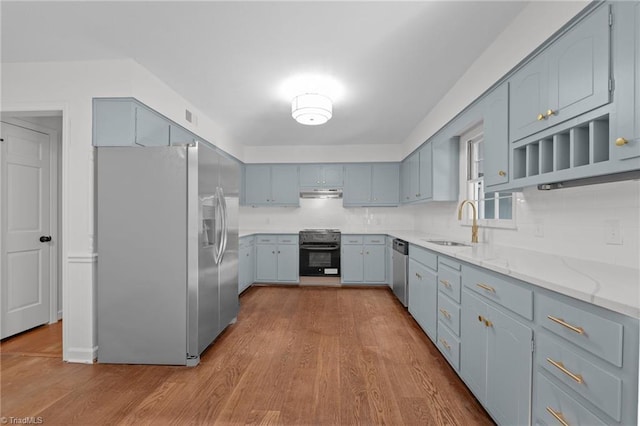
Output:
408,258,437,341
238,237,254,293
460,288,532,426
254,235,298,283
341,235,386,284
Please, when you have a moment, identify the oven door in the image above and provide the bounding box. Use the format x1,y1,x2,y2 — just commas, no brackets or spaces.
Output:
299,244,340,276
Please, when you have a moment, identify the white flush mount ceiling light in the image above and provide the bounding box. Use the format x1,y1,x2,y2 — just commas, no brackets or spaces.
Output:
291,93,332,125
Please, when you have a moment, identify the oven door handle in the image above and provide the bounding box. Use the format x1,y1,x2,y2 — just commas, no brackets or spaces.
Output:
300,244,340,251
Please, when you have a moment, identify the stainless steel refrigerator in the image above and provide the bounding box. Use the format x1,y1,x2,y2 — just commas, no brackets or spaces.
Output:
96,143,239,365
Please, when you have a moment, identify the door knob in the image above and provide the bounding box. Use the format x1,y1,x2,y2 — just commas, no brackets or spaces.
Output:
546,109,556,117
498,170,506,177
616,137,629,147
40,235,52,243
537,113,546,121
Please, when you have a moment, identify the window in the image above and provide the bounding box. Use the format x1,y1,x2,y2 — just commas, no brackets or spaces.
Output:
461,125,515,228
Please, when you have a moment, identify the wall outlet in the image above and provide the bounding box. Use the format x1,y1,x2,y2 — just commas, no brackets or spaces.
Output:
534,221,544,238
604,220,622,245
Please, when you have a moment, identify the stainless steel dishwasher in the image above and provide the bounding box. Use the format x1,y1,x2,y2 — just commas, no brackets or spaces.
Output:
392,239,409,307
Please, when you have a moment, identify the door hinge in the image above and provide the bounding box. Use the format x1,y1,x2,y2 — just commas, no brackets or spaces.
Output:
609,78,614,92
531,337,535,353
609,10,613,27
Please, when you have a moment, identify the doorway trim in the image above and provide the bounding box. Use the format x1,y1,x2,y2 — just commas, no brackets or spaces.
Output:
1,103,68,359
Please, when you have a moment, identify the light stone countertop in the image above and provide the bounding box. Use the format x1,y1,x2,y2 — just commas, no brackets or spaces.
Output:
239,228,640,319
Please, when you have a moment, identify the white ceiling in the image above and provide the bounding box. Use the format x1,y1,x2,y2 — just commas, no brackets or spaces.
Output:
1,1,528,148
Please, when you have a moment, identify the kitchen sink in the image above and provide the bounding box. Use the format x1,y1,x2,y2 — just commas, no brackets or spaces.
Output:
424,240,470,247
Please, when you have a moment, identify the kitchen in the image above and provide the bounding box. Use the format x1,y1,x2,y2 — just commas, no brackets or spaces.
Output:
1,1,639,425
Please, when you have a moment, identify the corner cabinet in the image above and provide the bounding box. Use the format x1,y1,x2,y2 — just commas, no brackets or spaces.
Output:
244,165,299,207
341,235,387,284
254,235,299,283
343,164,399,207
509,4,611,143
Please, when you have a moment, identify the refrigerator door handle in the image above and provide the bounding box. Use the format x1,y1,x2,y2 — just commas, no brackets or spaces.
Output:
218,186,228,264
212,188,222,265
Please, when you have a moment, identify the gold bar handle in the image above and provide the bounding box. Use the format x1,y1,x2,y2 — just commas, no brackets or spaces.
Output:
547,315,584,335
546,358,584,384
546,407,570,426
439,338,451,351
439,279,451,288
439,308,451,319
476,283,496,293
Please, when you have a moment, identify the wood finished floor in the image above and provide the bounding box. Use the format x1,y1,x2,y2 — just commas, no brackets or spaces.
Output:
1,286,494,425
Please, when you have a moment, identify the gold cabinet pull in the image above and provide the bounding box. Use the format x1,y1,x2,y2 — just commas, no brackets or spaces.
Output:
478,315,484,323
484,319,493,327
439,338,451,351
546,109,556,117
546,358,584,384
439,279,451,288
498,170,506,177
546,407,570,426
615,137,629,147
537,113,546,121
476,283,496,293
439,308,451,319
415,272,422,279
547,315,584,334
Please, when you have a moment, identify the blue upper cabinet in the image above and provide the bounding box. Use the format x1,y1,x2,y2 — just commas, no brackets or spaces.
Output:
403,136,458,204
299,164,343,188
169,123,196,145
244,165,299,207
343,163,399,207
509,4,611,143
612,1,640,161
483,84,510,188
93,98,172,147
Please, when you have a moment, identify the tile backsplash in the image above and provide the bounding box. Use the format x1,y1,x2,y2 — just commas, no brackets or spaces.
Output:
240,180,639,268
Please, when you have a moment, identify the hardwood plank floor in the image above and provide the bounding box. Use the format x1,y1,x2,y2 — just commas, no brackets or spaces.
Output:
0,286,494,425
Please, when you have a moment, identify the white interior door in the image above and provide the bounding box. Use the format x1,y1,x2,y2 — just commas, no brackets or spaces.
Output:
1,121,51,339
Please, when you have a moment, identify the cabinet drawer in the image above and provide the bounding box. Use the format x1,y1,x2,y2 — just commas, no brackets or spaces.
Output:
462,265,533,320
410,244,437,271
438,266,461,303
277,235,298,245
342,235,364,245
437,321,460,371
437,293,460,336
364,235,385,245
536,373,606,426
537,333,622,421
255,235,277,244
439,256,461,271
537,293,623,367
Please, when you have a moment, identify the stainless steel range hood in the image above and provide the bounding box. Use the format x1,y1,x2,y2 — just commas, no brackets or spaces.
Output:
299,188,343,199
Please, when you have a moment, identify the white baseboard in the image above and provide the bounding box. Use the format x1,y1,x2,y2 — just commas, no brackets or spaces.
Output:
65,346,97,364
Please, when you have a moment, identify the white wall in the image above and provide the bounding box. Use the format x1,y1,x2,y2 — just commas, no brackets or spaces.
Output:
1,59,244,363
240,198,414,233
402,0,589,157
408,181,640,269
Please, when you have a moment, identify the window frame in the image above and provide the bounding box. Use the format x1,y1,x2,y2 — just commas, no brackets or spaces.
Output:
459,124,517,230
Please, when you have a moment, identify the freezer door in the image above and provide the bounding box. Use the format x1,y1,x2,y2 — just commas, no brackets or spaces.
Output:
97,147,188,365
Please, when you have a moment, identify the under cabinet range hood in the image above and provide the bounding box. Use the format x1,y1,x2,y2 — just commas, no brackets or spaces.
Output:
300,188,343,199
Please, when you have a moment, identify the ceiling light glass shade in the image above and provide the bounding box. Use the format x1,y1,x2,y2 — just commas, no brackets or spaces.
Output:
291,93,332,125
